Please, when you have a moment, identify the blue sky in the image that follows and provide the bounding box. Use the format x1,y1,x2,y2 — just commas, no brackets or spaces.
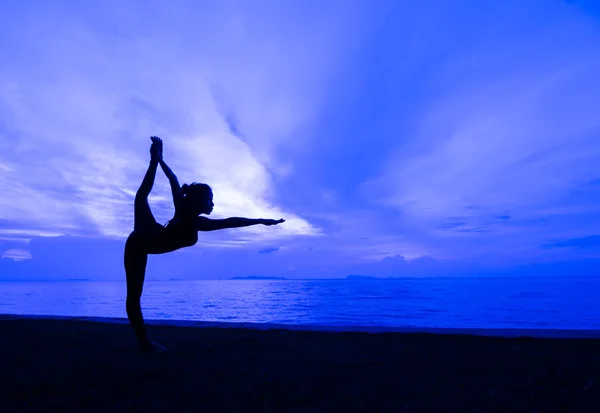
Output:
1,0,600,280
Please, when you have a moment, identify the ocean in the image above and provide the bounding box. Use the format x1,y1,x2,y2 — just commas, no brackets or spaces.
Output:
1,277,599,329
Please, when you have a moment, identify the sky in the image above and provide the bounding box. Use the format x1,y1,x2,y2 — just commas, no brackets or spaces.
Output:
1,0,600,280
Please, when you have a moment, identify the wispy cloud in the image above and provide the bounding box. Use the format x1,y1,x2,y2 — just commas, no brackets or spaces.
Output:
2,1,599,280
258,247,280,254
1,248,32,261
363,0,600,261
543,235,600,250
0,1,378,244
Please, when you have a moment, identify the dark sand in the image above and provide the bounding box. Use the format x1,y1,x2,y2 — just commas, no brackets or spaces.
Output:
1,317,600,413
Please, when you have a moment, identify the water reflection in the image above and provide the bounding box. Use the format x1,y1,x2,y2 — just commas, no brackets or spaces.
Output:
0,277,598,329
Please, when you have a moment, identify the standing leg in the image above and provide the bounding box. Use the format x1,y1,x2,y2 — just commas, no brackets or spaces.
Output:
124,235,165,352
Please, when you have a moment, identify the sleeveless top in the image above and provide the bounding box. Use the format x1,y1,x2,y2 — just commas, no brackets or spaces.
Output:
163,216,198,249
128,214,198,255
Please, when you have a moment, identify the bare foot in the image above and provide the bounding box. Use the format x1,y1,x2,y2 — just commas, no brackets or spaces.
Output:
150,136,163,160
140,340,167,353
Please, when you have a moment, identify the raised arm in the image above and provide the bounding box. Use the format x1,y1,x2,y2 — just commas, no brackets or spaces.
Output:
151,137,183,212
159,158,183,210
196,216,285,231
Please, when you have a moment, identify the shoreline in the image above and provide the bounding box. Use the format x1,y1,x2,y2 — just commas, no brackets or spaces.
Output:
2,313,600,338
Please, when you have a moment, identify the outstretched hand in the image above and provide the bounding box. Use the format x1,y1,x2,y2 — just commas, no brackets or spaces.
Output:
262,218,285,226
150,136,163,161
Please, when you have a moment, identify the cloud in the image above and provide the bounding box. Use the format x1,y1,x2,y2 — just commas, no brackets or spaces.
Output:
2,232,599,282
361,0,600,260
258,247,280,254
0,0,380,244
1,0,599,278
543,235,600,249
1,248,32,261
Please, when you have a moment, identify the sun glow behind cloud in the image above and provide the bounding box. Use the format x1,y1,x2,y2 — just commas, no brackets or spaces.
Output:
1,0,600,279
0,0,377,245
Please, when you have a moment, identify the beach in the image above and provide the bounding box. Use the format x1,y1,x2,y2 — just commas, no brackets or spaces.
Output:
1,315,599,413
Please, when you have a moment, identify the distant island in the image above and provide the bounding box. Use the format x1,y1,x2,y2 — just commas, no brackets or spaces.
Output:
65,278,90,282
345,275,378,280
230,276,288,280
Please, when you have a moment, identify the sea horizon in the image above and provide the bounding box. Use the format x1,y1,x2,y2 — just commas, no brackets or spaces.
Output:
2,276,598,330
2,274,598,282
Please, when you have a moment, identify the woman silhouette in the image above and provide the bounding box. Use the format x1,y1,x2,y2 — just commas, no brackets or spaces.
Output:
125,136,284,352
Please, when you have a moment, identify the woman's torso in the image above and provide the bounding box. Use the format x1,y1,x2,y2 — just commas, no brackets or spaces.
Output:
129,216,198,255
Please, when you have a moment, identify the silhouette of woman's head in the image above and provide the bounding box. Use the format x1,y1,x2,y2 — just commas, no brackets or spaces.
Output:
181,183,213,215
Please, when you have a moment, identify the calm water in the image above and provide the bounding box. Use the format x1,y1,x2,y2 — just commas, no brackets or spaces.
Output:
1,277,599,329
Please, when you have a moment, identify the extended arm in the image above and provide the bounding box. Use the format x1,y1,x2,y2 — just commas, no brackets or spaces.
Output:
196,217,284,231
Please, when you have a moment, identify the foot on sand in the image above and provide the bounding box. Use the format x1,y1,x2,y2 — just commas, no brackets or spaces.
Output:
139,340,167,353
